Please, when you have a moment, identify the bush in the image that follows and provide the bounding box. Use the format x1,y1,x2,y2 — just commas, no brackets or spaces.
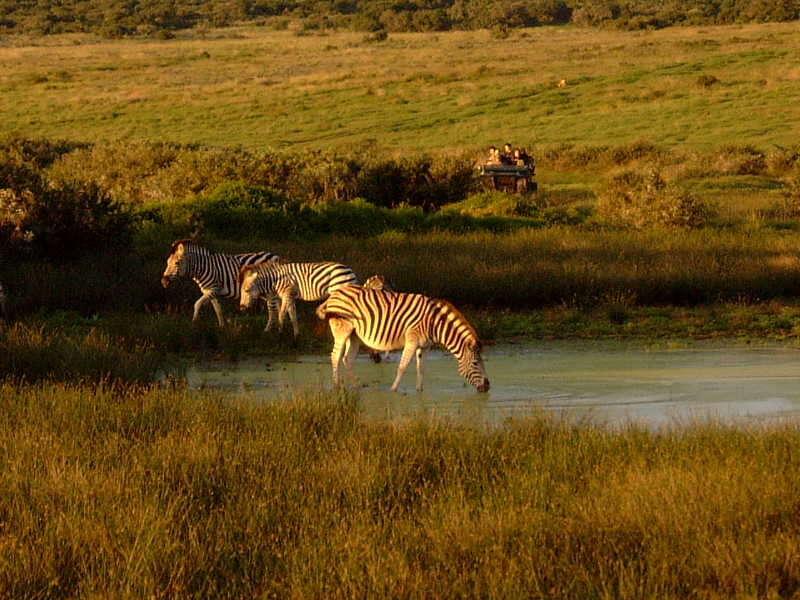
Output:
0,177,132,260
696,74,719,88
765,146,800,176
165,182,313,239
598,168,711,229
442,190,538,218
771,164,800,219
709,145,767,176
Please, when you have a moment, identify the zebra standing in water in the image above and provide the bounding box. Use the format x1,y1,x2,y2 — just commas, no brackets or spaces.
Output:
317,286,490,393
362,275,394,363
239,261,358,336
161,239,280,328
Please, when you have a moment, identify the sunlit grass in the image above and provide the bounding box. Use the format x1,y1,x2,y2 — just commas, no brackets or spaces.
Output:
2,23,800,151
0,385,798,597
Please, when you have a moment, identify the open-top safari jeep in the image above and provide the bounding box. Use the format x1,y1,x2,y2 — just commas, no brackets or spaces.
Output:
477,162,537,194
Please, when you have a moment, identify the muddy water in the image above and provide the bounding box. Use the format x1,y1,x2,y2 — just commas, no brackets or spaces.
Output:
186,341,800,428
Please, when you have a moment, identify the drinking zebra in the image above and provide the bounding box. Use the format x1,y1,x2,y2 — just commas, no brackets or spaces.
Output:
316,286,490,393
238,261,358,336
161,239,280,328
362,274,394,363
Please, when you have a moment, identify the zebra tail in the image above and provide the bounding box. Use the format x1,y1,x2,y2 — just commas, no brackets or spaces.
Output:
315,301,329,320
316,302,350,322
316,301,343,320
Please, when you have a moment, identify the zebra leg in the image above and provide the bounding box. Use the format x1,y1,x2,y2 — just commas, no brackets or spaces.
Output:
391,340,419,392
193,294,211,324
209,296,225,328
264,295,279,332
277,298,287,331
415,347,425,392
287,298,300,338
342,333,361,380
329,318,354,387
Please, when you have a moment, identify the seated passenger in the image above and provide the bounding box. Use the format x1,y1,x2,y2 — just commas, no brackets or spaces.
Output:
501,143,514,164
486,146,502,165
518,147,533,167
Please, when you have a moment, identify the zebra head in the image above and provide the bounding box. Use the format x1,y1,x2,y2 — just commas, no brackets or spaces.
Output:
238,266,262,311
458,341,490,393
161,240,194,288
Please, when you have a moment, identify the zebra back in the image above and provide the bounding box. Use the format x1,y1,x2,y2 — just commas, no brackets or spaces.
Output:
240,261,358,302
319,287,481,350
163,240,278,298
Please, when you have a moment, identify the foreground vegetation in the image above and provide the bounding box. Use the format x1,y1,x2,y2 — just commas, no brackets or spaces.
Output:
1,386,798,598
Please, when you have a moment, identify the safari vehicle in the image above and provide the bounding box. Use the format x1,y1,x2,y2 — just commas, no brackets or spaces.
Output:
478,162,537,194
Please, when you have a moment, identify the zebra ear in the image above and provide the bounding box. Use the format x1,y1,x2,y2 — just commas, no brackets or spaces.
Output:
171,243,186,258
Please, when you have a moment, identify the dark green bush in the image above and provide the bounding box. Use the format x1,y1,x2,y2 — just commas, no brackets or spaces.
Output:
0,178,132,260
191,182,312,238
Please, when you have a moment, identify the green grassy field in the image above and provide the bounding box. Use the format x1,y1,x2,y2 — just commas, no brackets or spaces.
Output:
2,23,800,152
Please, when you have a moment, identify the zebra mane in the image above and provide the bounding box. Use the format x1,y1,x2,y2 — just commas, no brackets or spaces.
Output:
238,263,261,285
169,238,202,255
432,298,481,349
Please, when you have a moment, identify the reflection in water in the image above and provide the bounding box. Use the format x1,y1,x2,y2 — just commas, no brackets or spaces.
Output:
185,341,800,428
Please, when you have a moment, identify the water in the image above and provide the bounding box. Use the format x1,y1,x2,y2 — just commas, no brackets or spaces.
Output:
186,341,800,428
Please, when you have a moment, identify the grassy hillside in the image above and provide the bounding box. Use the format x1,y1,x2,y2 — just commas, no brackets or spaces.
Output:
2,22,799,152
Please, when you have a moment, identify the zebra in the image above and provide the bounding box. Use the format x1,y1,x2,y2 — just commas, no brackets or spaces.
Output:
238,261,358,336
316,286,490,393
362,275,394,363
161,239,280,328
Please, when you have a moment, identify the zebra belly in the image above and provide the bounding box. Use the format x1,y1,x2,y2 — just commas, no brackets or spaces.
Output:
353,327,407,352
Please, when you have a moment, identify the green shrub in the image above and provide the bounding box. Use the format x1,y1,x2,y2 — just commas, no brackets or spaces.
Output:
598,168,711,229
770,164,800,219
190,181,310,238
0,177,132,260
765,146,800,176
442,190,538,218
708,145,767,176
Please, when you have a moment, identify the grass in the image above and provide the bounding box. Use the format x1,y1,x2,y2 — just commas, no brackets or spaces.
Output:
6,226,800,327
2,24,800,153
0,321,166,383
0,385,798,598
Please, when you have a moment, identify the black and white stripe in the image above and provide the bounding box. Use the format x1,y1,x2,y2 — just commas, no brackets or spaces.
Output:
239,261,358,336
317,286,490,392
161,239,279,327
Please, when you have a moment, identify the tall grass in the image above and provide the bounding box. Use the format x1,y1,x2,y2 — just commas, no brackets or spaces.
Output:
0,321,165,383
6,227,800,320
1,385,798,597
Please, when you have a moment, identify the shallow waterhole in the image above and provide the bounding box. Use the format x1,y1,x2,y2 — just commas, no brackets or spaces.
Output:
186,340,800,429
